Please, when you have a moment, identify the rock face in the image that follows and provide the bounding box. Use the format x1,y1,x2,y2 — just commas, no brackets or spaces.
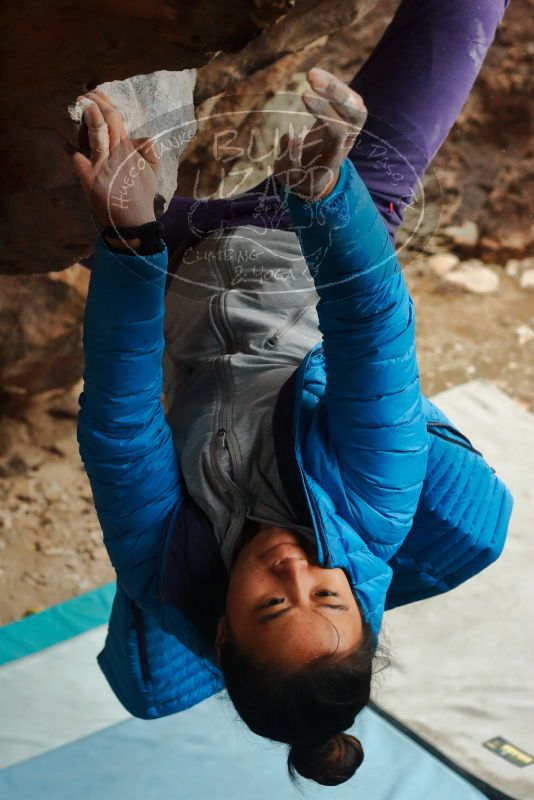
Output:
0,0,376,399
67,70,198,220
179,0,377,197
1,0,531,401
0,267,89,399
0,0,375,277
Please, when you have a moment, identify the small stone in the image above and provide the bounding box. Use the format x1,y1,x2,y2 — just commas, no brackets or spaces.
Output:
43,481,62,502
23,607,44,617
41,545,69,557
48,436,77,458
505,259,520,277
0,511,13,531
0,455,27,479
15,486,37,503
519,270,534,290
507,258,534,280
22,571,47,587
89,529,102,546
90,545,108,562
500,230,532,253
428,253,459,277
444,261,499,294
516,324,534,346
444,220,479,248
46,394,80,420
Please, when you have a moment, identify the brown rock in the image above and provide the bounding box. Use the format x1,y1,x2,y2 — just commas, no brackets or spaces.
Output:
1,0,376,276
0,265,87,398
90,545,109,562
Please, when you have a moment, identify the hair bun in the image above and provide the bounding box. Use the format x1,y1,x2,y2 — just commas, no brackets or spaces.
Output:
288,733,364,786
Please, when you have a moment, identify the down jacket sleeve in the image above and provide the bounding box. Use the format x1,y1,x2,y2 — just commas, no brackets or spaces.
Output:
285,157,428,559
77,236,183,612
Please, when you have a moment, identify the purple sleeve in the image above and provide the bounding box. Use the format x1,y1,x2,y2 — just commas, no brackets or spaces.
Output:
347,0,509,234
156,0,510,262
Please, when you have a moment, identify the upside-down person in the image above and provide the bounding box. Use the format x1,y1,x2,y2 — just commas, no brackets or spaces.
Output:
72,0,512,787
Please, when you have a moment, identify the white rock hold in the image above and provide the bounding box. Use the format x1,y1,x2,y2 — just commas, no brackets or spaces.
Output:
505,257,534,280
516,324,534,346
519,270,534,290
443,220,479,248
68,69,197,213
444,260,500,294
428,252,460,277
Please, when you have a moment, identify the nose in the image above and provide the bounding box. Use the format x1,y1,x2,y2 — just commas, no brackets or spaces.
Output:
271,556,308,579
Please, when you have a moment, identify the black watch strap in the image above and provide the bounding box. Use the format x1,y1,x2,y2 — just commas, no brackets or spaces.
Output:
101,220,165,256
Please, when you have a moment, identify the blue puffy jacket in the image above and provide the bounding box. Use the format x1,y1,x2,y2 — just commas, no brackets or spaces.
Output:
78,158,512,719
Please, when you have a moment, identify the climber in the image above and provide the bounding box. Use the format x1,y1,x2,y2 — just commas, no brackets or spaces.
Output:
71,0,512,788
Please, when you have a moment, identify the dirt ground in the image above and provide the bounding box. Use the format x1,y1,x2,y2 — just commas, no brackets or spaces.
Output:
0,0,532,624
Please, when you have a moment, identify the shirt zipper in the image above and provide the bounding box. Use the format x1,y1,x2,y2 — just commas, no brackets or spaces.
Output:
205,238,251,550
209,358,247,503
264,292,317,348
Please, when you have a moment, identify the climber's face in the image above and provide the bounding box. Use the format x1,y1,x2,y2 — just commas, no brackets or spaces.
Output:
216,525,363,667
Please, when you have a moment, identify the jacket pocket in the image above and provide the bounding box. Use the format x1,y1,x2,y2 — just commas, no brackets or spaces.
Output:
131,600,152,683
264,295,317,348
426,420,484,458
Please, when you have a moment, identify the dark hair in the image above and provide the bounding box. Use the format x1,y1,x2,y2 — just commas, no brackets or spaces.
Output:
219,614,379,787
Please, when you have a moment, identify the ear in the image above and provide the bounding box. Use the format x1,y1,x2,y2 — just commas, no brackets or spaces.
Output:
215,615,227,660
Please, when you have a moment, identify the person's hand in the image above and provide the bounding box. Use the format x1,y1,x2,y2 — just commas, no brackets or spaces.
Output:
70,90,159,231
274,68,367,201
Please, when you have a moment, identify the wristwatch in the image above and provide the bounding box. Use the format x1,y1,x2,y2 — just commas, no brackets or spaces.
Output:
101,220,166,255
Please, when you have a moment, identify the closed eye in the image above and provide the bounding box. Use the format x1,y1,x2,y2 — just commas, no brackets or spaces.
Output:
258,603,349,623
257,592,336,611
257,597,285,610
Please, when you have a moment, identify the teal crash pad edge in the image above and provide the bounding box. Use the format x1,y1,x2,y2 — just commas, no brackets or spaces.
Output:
0,583,115,666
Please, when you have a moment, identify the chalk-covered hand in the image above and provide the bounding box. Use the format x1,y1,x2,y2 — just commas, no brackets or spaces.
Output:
70,90,159,230
274,68,367,201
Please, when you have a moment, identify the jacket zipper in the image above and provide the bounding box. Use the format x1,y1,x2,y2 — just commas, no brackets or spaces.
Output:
291,346,331,566
264,292,317,348
426,421,482,456
298,462,331,566
131,601,152,683
285,345,493,570
156,503,181,603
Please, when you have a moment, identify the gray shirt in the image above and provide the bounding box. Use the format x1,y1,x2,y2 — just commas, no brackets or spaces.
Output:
163,225,322,568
